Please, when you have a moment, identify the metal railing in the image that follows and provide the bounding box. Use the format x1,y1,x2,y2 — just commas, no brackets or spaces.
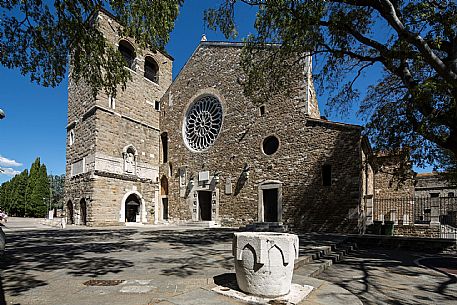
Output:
373,197,456,225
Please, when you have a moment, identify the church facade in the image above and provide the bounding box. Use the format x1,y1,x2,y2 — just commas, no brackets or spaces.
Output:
65,10,373,232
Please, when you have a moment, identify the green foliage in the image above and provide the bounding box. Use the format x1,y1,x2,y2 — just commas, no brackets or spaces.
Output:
8,170,28,216
0,157,54,217
0,0,183,96
205,0,457,174
25,158,41,216
49,174,65,209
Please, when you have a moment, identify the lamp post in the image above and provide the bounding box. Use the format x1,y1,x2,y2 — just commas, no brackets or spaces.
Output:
43,197,52,219
0,108,5,177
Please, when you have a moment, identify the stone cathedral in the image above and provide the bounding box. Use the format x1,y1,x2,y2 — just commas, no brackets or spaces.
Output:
65,9,374,232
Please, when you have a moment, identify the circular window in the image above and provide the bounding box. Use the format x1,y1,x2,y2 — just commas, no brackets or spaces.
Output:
263,136,279,155
183,95,223,151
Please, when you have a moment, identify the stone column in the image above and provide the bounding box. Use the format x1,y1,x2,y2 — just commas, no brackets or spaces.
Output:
430,197,440,225
365,195,374,225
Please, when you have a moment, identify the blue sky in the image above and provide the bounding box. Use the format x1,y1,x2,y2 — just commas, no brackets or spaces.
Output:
0,1,430,184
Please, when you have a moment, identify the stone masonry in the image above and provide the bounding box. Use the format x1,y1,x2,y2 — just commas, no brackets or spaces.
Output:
159,42,372,232
66,13,374,232
65,9,172,226
415,172,457,198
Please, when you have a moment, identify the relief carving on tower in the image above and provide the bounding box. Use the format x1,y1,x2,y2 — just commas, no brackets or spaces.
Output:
123,145,137,175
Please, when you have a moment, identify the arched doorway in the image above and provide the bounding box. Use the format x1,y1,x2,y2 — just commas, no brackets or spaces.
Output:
67,200,74,224
80,198,87,225
125,194,141,222
160,176,169,221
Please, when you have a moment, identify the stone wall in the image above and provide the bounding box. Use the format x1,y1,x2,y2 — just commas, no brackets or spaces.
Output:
65,172,157,225
374,152,415,199
415,173,457,198
65,10,171,226
159,42,365,232
395,224,440,238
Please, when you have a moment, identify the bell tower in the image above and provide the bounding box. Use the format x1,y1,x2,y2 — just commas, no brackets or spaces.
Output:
64,9,173,225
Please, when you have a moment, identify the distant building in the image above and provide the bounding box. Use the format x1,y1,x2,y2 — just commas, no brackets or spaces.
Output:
415,173,456,198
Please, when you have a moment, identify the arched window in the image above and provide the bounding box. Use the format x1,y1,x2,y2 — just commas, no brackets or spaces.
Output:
69,129,75,146
118,40,136,70
144,56,159,83
161,132,168,163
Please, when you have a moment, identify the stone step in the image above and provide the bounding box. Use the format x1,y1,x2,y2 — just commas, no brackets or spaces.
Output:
240,222,289,232
294,240,356,278
181,221,221,228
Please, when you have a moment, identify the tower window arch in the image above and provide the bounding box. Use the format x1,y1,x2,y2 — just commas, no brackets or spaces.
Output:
118,40,136,71
144,56,159,83
69,129,75,146
161,132,168,163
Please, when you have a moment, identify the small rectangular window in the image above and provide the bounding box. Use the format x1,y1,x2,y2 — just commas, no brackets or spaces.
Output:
322,164,331,186
259,105,265,116
155,100,160,111
448,192,454,198
430,193,439,198
108,95,115,109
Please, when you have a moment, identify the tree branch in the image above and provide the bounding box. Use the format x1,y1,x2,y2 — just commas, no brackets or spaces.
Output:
319,42,384,63
375,0,457,84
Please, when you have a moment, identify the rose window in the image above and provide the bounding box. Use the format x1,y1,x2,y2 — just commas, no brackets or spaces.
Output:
184,96,223,151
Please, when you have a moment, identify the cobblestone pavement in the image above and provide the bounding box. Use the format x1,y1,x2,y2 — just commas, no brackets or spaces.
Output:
1,218,237,305
2,218,455,305
317,248,457,305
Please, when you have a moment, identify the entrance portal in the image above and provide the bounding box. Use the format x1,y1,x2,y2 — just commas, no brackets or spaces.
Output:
160,176,169,221
263,188,279,222
198,191,212,221
80,198,87,225
125,194,140,222
67,200,74,224
162,198,169,220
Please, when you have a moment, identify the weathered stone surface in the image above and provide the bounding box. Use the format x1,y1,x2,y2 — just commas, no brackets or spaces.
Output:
65,10,172,226
415,172,457,198
66,14,373,231
373,152,415,199
159,42,368,232
395,224,440,238
233,232,299,297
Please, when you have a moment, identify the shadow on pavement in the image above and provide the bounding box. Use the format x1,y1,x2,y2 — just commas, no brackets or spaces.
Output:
317,248,457,305
0,227,236,297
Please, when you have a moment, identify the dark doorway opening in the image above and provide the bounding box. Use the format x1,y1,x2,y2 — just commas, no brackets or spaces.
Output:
67,200,74,224
263,188,278,222
80,198,87,225
198,191,212,221
161,176,169,221
162,198,169,220
125,194,140,222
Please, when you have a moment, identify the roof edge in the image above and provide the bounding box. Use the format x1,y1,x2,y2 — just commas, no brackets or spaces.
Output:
306,117,363,130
